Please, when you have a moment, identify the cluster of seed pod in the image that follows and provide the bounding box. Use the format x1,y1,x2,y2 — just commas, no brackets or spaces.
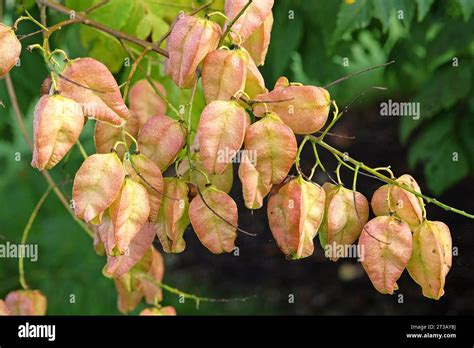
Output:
2,0,454,310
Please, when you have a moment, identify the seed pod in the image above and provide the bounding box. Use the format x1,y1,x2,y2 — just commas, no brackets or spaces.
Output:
31,95,85,170
225,0,274,42
198,100,248,174
242,12,273,66
57,57,130,126
244,51,266,99
138,114,186,172
140,306,177,316
319,183,369,261
177,155,234,194
124,154,164,222
267,176,326,259
40,76,52,96
0,300,9,315
102,218,156,278
155,178,190,253
167,15,221,88
141,247,164,305
253,77,331,134
73,153,125,223
359,216,412,295
110,179,151,254
407,221,452,300
244,111,297,185
0,23,21,77
4,290,47,315
129,79,167,129
189,185,238,254
238,150,272,209
202,48,248,103
371,174,424,227
94,111,139,157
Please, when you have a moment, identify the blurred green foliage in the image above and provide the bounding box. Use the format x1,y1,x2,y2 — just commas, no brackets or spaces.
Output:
0,0,473,315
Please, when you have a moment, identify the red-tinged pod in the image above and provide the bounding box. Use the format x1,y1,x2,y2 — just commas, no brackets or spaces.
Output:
31,95,84,170
94,111,139,157
0,300,9,315
167,15,221,88
197,100,248,174
253,76,331,134
267,176,326,259
73,153,125,223
4,290,47,315
244,50,267,99
57,57,130,126
124,154,164,222
319,183,369,261
202,48,248,103
225,0,274,42
138,114,186,172
129,79,167,129
189,185,238,254
358,216,413,295
407,221,452,300
155,178,190,253
371,174,424,227
140,306,177,316
109,179,151,254
244,111,297,185
238,150,272,209
242,12,273,66
0,23,21,77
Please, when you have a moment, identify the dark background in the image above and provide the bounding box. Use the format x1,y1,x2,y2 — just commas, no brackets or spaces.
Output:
0,0,473,315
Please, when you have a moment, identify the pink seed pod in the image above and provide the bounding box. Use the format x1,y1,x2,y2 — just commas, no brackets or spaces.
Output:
197,100,248,174
371,174,424,227
201,48,248,103
267,176,326,259
244,111,297,185
407,220,452,300
224,0,274,42
4,289,47,315
94,111,139,157
128,79,167,129
137,114,186,172
319,183,369,261
359,216,413,295
31,95,85,170
58,58,131,126
140,306,177,316
242,12,273,66
0,23,21,77
167,15,222,88
244,49,267,99
189,185,238,254
238,150,272,210
253,76,331,134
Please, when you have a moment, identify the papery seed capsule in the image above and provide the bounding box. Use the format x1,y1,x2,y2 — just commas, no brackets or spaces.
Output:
267,176,326,259
155,178,190,253
0,300,9,315
4,290,47,315
238,150,272,209
167,15,221,88
31,95,85,170
137,114,186,172
198,100,248,174
319,183,369,261
359,216,412,295
0,23,21,77
73,153,125,223
407,220,452,300
129,79,167,129
253,77,331,134
225,0,274,42
244,50,267,99
94,111,139,157
244,111,297,185
201,48,248,103
140,306,177,316
242,12,273,66
371,174,424,227
189,185,238,254
57,57,130,126
110,179,151,254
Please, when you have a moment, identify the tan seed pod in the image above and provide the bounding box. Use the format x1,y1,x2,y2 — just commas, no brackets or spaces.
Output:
242,12,273,66
0,23,21,77
238,150,272,209
4,290,47,315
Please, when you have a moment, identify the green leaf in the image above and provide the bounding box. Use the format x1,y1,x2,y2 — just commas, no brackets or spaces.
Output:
415,0,435,22
372,0,392,31
333,0,371,41
458,0,474,21
400,65,471,143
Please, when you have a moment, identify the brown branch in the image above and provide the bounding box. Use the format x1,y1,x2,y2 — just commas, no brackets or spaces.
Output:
37,0,169,58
